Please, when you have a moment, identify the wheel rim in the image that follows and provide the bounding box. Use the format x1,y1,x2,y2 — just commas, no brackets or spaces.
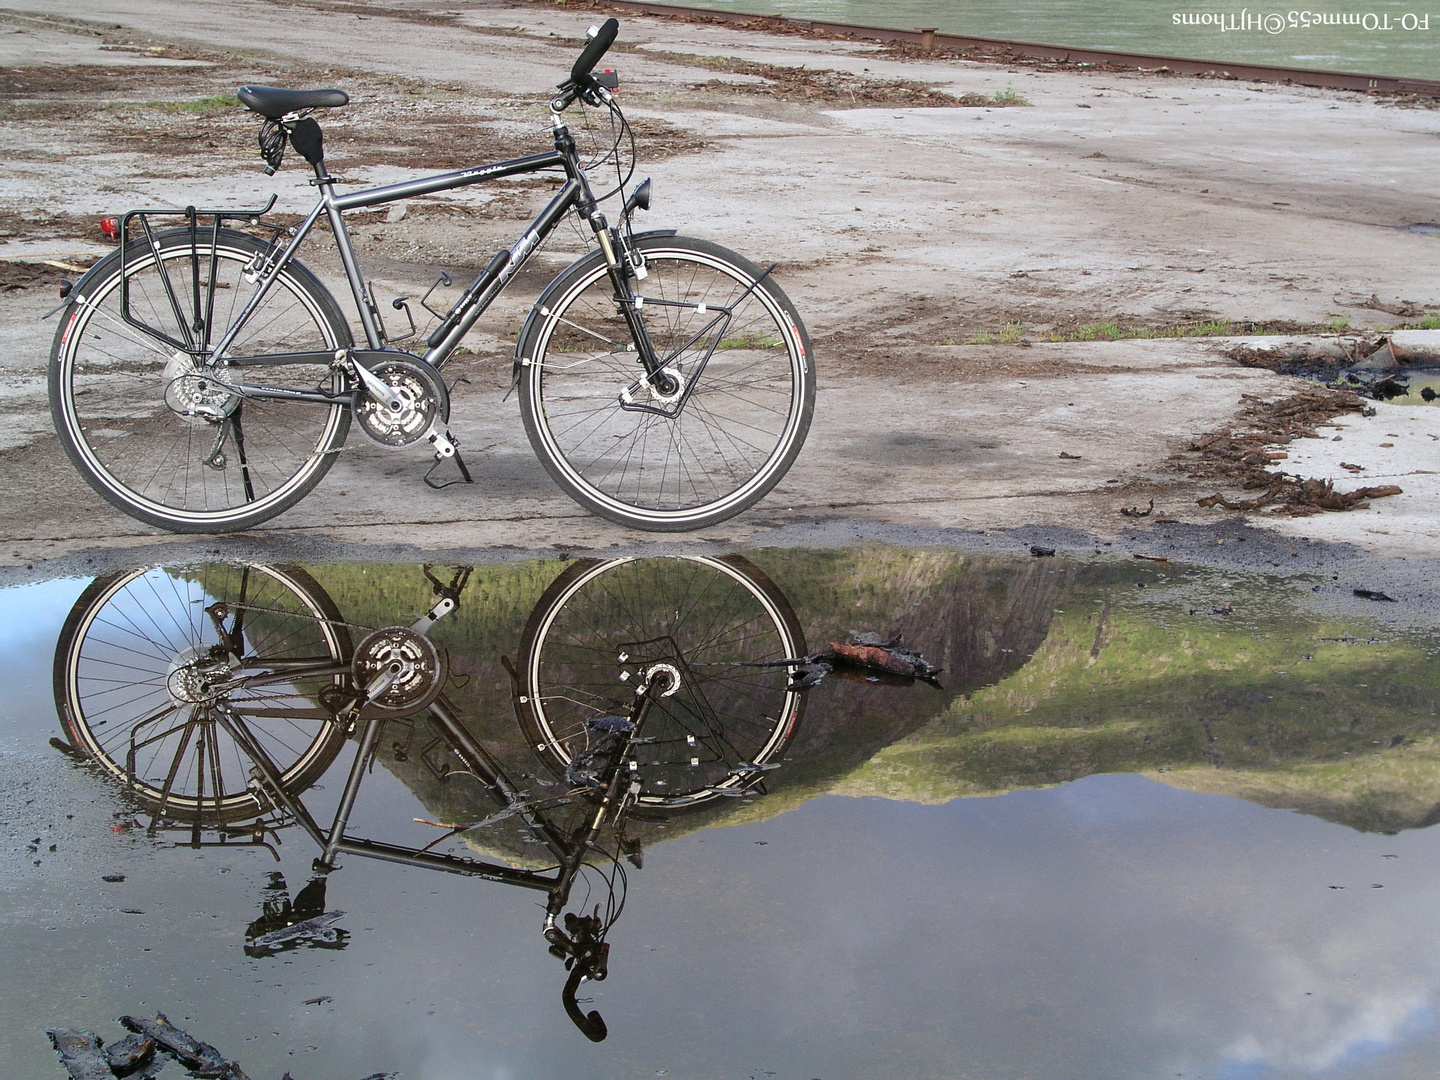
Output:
519,556,805,807
57,564,351,821
526,246,808,525
54,238,348,527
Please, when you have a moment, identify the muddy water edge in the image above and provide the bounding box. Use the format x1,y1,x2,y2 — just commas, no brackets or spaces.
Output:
6,544,1440,1079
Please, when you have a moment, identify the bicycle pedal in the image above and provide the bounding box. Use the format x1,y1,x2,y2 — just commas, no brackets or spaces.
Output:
423,440,473,490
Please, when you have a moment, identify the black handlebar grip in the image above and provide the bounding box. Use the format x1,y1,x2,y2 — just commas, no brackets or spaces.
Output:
571,18,619,83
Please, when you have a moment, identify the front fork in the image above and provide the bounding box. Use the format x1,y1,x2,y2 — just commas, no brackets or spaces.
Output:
588,214,675,392
550,107,673,396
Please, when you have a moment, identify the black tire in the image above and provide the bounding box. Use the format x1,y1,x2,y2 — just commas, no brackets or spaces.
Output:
49,229,352,533
517,236,815,531
53,563,352,823
515,555,806,808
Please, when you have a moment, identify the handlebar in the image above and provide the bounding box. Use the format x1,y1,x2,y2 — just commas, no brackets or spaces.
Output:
553,18,620,111
571,18,619,84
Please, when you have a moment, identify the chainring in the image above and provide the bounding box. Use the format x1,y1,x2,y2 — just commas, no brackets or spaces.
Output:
352,627,447,715
354,356,449,448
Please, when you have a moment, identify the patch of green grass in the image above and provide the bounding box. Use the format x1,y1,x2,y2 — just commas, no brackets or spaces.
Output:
1172,318,1234,337
992,83,1030,106
971,317,1339,346
1325,313,1353,331
1400,312,1440,330
718,333,782,349
1074,320,1124,341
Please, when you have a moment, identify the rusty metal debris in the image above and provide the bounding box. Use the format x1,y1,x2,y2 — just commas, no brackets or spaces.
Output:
816,633,942,682
105,1034,156,1074
782,633,943,689
119,1014,236,1078
46,1030,113,1080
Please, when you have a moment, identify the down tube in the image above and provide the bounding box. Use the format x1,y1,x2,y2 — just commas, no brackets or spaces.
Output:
423,179,581,365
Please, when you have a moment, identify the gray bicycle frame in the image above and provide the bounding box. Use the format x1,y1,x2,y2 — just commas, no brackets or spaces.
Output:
211,146,580,376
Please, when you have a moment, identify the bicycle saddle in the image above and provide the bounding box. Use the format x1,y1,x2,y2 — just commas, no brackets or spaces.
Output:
237,85,350,119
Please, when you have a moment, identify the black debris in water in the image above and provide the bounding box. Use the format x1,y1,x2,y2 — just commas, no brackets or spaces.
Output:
1354,588,1398,602
48,1015,392,1079
45,1029,110,1080
787,663,830,691
119,1012,233,1078
245,911,347,957
104,1033,156,1072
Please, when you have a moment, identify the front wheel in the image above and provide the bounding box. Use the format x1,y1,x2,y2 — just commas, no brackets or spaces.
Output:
517,236,815,531
48,228,352,533
515,555,807,808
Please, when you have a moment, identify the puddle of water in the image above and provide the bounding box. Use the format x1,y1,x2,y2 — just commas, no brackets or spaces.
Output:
5,548,1440,1079
1399,224,1440,237
1401,370,1440,405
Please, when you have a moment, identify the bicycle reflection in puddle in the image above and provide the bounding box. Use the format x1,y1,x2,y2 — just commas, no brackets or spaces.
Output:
51,555,937,1040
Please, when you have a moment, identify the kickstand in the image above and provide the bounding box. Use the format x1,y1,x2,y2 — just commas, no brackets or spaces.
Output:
423,430,473,490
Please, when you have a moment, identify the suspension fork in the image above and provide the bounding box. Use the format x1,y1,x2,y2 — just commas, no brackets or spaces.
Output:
543,669,666,927
555,113,668,385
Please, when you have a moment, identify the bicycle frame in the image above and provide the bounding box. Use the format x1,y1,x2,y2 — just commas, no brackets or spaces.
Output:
146,103,672,412
213,653,663,925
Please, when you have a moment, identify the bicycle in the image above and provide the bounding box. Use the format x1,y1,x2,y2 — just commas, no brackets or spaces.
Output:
47,19,816,534
52,555,808,1037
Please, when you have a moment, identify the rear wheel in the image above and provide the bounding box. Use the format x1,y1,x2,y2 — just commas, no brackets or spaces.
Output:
49,229,352,533
518,236,814,531
53,563,352,822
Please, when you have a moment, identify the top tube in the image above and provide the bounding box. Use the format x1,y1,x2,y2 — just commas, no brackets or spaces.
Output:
330,151,567,212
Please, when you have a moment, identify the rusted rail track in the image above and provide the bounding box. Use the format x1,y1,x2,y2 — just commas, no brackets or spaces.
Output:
592,0,1440,96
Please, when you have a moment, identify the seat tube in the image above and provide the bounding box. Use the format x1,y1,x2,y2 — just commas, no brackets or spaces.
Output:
321,183,383,349
318,712,384,868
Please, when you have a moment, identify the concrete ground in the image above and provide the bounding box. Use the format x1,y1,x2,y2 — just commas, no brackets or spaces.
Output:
1,0,1438,567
